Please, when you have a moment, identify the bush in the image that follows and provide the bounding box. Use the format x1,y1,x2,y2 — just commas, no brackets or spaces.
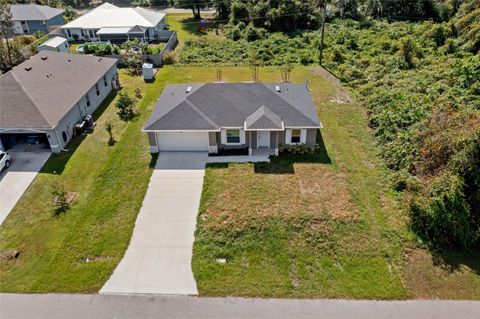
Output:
115,92,137,120
331,47,345,63
163,52,176,65
278,144,319,155
243,24,266,42
410,172,478,249
83,42,118,55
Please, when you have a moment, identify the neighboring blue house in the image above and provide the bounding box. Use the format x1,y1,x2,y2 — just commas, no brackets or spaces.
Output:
10,4,64,35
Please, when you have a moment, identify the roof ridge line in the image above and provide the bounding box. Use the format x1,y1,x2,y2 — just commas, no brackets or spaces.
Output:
263,83,318,126
184,98,218,129
10,71,52,127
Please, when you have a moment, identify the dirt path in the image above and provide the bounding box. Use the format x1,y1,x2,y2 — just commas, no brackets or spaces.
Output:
311,66,354,104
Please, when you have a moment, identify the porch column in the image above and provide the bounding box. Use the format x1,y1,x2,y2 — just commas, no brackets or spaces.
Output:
248,131,252,155
275,131,279,156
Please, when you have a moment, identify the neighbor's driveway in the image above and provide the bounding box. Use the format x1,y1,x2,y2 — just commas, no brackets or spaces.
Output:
100,152,208,295
0,151,51,225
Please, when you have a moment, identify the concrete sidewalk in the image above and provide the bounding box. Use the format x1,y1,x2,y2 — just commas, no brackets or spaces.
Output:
1,294,479,319
100,152,208,295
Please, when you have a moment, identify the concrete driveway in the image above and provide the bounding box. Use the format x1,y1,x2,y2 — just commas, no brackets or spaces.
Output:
100,152,208,295
0,151,51,225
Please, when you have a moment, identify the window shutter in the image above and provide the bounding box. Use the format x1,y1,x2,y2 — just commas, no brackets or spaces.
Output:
300,129,307,144
240,129,245,144
220,129,226,144
285,129,292,145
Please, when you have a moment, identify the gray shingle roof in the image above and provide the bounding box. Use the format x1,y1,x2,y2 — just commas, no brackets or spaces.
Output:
10,4,64,21
0,51,117,129
245,105,283,130
144,83,321,131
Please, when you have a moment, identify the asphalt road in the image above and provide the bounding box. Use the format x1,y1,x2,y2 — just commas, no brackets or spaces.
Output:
1,294,479,319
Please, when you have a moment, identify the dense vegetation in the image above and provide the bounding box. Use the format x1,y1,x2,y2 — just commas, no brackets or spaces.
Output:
179,0,480,250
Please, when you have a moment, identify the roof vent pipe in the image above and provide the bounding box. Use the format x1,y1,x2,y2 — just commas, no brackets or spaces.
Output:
186,86,192,93
275,85,281,92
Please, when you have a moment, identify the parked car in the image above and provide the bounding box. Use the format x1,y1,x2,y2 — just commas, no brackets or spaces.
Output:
0,151,12,171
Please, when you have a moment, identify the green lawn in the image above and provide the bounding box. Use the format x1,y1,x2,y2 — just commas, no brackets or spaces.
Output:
166,13,224,50
0,68,195,292
191,67,480,299
1,66,478,298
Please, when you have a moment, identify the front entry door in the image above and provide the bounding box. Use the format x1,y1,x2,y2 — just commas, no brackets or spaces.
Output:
257,131,270,148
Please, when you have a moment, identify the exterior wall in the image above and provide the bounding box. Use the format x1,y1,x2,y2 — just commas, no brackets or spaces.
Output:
47,14,64,28
38,41,68,52
217,129,249,150
250,131,257,149
45,128,61,152
13,21,25,34
277,130,286,147
26,20,49,33
52,64,117,152
208,132,217,146
81,65,117,115
64,28,83,41
148,132,157,146
270,131,281,149
53,104,83,150
305,129,317,147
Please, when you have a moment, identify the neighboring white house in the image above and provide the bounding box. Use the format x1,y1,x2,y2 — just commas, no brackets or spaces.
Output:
0,51,118,153
37,36,69,52
144,83,322,155
60,2,166,44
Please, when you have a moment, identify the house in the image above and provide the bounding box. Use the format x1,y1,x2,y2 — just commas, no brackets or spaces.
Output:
10,4,64,35
0,51,118,153
37,36,69,52
61,3,166,44
143,83,322,155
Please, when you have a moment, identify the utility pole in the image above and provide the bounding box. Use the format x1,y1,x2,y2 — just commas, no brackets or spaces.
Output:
319,1,327,65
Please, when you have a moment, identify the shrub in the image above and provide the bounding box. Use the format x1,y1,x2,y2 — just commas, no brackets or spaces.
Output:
331,47,345,63
115,92,137,120
410,172,478,249
398,36,417,68
278,144,318,155
163,52,176,65
83,42,118,55
105,121,115,146
427,24,452,47
243,24,266,42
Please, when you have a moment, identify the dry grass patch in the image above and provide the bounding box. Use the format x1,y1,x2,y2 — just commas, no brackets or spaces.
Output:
201,162,357,235
402,249,480,300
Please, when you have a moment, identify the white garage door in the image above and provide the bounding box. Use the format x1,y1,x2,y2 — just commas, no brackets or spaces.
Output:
157,132,209,151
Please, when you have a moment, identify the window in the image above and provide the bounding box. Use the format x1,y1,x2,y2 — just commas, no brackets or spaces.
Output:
95,83,100,96
226,129,240,144
86,94,90,107
291,129,301,143
103,75,107,87
67,29,71,37
89,30,94,38
0,153,4,161
62,131,67,142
